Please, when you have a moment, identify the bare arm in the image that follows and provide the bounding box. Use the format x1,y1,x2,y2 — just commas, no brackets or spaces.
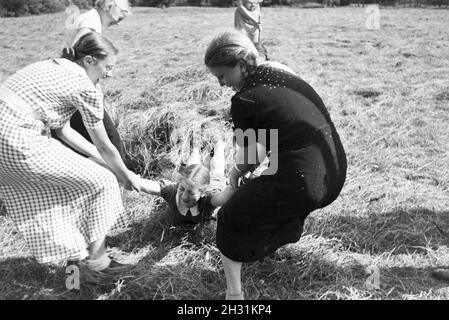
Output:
139,178,162,196
54,121,102,159
210,185,236,208
86,123,141,191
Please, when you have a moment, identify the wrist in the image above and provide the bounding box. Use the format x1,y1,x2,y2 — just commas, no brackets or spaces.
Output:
232,164,244,177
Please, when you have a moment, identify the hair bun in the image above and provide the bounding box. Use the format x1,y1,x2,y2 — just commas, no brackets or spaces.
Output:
62,47,76,61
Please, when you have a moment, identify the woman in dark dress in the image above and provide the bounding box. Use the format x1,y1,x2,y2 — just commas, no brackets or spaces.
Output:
205,30,347,300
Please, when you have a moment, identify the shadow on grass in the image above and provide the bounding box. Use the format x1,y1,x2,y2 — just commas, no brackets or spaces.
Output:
240,244,449,299
107,205,218,254
0,256,124,300
3,206,449,299
106,206,449,299
104,210,225,300
305,207,449,255
0,204,219,300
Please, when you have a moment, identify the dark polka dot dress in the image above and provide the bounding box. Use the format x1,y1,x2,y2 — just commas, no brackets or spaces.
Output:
216,64,347,262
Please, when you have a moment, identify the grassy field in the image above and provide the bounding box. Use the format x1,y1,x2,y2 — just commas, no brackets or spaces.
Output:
1,6,449,300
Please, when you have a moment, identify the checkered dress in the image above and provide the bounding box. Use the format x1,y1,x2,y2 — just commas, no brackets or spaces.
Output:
0,59,125,263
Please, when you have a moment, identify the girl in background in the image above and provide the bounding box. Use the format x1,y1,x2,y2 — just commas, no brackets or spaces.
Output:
234,0,261,46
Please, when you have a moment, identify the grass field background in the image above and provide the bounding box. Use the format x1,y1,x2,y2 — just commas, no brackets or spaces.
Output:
1,6,449,300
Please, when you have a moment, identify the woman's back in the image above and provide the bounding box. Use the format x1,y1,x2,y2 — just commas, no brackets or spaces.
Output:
2,59,102,129
231,64,347,209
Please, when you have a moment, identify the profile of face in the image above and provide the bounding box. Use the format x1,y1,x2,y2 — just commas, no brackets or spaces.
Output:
208,64,245,92
106,1,129,26
176,179,203,209
83,55,117,85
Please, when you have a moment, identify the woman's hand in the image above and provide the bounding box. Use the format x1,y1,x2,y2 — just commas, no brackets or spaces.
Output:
229,167,241,189
120,170,142,192
211,185,236,208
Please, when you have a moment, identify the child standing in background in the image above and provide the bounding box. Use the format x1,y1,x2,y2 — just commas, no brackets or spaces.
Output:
234,0,261,46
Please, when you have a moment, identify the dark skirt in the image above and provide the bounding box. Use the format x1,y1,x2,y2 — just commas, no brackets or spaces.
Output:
216,171,310,263
216,145,346,262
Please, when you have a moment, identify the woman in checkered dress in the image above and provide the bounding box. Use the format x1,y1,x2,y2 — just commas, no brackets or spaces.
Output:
0,32,141,271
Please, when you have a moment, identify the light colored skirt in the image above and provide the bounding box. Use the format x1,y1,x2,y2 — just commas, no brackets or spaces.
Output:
0,89,125,263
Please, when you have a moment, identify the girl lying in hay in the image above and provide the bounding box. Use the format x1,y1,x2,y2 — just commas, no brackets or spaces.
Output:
139,139,235,226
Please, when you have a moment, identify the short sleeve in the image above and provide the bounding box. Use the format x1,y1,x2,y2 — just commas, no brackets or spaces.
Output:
75,9,102,33
159,180,178,203
73,88,104,129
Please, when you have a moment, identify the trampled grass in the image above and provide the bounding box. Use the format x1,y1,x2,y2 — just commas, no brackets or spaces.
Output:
0,6,449,300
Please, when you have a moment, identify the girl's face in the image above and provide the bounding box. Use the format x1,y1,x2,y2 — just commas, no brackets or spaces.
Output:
84,55,117,85
208,64,245,91
177,179,202,208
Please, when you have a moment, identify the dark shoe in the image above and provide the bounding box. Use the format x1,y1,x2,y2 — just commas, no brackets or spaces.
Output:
431,268,449,282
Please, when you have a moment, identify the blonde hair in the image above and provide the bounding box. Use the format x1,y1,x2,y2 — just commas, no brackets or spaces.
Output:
178,164,210,193
204,30,261,75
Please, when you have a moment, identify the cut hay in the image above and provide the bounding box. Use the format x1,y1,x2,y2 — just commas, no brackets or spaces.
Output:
122,101,234,179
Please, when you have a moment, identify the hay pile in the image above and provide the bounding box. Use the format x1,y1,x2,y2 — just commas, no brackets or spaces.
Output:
121,101,234,179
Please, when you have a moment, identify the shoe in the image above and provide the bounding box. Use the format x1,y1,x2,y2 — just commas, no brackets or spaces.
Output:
103,258,133,273
225,291,244,300
431,268,449,282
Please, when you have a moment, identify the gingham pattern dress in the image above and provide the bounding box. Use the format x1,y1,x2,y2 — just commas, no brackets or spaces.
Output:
0,58,125,263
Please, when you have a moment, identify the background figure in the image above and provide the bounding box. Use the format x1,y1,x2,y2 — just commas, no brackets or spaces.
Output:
139,139,234,226
0,32,142,272
52,0,131,162
234,0,261,45
205,30,347,300
69,0,130,45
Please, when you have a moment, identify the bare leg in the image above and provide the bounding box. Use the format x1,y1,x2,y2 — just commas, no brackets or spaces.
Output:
88,237,107,260
221,253,244,300
84,237,112,271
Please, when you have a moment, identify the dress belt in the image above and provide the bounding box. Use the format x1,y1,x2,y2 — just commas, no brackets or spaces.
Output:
0,86,42,120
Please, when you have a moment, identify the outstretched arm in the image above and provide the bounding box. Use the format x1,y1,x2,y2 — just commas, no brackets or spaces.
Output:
211,185,236,208
54,121,102,159
86,123,141,191
139,178,162,196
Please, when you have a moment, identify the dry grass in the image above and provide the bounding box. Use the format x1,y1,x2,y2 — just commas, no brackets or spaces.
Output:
1,6,449,300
